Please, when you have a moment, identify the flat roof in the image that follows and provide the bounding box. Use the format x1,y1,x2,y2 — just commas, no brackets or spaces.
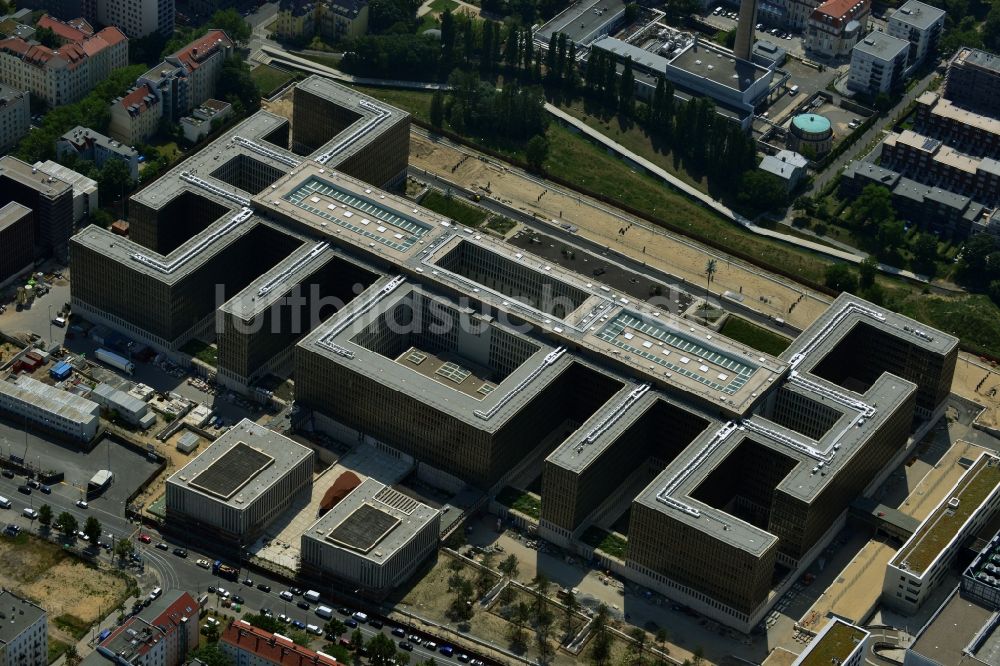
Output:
921,93,1000,139
0,201,31,232
853,32,909,60
0,590,46,645
168,419,313,508
0,155,72,198
953,46,1000,75
304,477,439,563
0,374,98,426
910,591,994,664
892,452,1000,575
889,0,946,30
794,619,869,666
536,0,626,45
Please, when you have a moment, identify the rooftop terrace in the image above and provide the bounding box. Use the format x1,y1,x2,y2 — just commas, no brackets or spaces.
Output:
893,453,1000,575
795,620,868,666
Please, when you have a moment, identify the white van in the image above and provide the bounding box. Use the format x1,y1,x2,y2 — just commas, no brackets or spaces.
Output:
149,587,162,600
306,624,323,636
303,590,321,603
315,606,333,620
22,507,37,519
788,84,800,96
0,496,10,509
352,611,368,624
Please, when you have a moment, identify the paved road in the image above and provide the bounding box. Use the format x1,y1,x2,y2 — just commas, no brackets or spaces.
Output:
810,68,940,195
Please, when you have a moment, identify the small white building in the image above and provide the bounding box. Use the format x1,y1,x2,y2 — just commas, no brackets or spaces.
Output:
883,452,1000,614
301,478,440,596
0,589,48,666
0,374,99,442
165,419,314,545
848,32,910,95
31,160,98,224
91,382,150,427
180,99,232,143
759,150,809,189
887,0,946,69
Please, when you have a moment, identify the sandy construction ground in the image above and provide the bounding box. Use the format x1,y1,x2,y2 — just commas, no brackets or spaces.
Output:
409,133,831,331
0,537,130,646
952,354,1000,428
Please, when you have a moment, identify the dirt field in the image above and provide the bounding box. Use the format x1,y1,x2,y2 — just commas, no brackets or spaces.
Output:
409,133,831,331
952,354,1000,428
0,535,132,647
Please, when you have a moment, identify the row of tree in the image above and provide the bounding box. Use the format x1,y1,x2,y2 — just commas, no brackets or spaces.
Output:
33,504,102,543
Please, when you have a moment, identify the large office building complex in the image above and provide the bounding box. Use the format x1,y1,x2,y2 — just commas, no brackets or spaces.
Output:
0,156,73,260
165,419,314,545
80,77,959,633
0,202,32,288
0,590,47,666
301,478,440,596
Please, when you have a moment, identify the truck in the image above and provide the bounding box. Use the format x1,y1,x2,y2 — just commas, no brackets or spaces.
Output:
87,470,113,498
95,348,135,375
212,560,239,581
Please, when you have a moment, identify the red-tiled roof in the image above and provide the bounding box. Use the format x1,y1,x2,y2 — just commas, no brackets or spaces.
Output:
95,26,127,48
812,0,869,27
101,593,199,659
37,15,88,43
0,37,28,56
67,18,94,35
119,84,157,112
172,29,232,71
222,621,339,666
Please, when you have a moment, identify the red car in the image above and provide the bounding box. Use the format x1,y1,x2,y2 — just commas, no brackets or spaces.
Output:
138,534,152,544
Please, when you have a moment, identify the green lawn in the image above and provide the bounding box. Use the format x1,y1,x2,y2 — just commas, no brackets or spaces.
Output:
420,189,489,227
299,52,342,70
496,486,541,519
180,339,218,366
429,0,458,10
581,526,628,559
486,215,517,235
54,614,91,640
251,64,294,96
719,316,792,356
48,639,71,664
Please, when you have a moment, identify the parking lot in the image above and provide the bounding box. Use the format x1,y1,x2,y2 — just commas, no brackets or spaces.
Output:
702,7,805,58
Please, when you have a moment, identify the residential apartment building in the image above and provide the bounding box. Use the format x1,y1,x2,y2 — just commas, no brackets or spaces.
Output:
805,0,869,59
0,21,126,107
882,130,1000,206
97,0,175,38
0,590,48,666
840,160,986,239
0,202,33,288
57,126,140,181
84,592,199,666
32,160,98,223
943,47,1000,116
886,0,945,69
275,0,368,42
0,155,73,260
179,99,231,143
848,32,909,95
109,30,232,144
883,453,1000,614
779,0,825,31
0,82,28,151
915,92,1000,159
0,374,100,442
221,621,340,666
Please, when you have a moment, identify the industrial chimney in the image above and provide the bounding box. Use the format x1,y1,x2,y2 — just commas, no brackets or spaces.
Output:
733,0,759,61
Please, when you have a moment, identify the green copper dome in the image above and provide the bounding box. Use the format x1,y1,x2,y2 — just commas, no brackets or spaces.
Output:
792,114,832,134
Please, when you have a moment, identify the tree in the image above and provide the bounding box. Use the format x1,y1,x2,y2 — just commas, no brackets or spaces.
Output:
985,3,1000,52
702,258,717,318
850,184,894,228
209,9,252,44
629,627,647,664
911,232,939,277
875,219,906,256
244,613,282,633
218,56,261,114
325,618,346,638
287,631,311,646
322,644,352,662
349,628,364,653
38,504,53,528
84,516,102,544
202,621,221,642
655,628,670,658
589,604,612,666
532,573,549,617
619,57,635,116
664,0,701,22
736,171,788,216
56,511,78,540
447,575,475,621
499,554,519,579
858,255,878,289
824,263,857,294
440,9,456,74
366,633,398,666
526,134,549,171
562,589,579,636
36,27,60,48
430,90,445,129
115,538,133,563
190,643,233,666
988,279,1000,305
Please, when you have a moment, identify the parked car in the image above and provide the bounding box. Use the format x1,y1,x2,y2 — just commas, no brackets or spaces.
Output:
297,601,310,610
345,619,358,628
1,470,14,478
398,642,413,651
392,628,406,638
256,583,271,592
172,548,188,558
17,485,30,495
40,485,51,494
75,500,89,509
243,578,254,586
290,620,306,630
279,591,294,602
156,542,168,550
233,595,244,605
138,534,151,543
196,559,211,569
289,587,304,596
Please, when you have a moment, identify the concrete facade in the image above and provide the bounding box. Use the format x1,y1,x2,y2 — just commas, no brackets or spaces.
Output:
0,590,47,666
848,32,909,95
0,374,100,442
886,0,944,69
0,82,28,151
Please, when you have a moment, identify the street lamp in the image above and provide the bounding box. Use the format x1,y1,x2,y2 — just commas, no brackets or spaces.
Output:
47,304,53,349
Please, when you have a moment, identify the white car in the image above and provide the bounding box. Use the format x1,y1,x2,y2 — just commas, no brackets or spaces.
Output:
77,531,89,541
196,558,211,569
75,500,88,509
217,588,229,598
